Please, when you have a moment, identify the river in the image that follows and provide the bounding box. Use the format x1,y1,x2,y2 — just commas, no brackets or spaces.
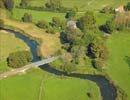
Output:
4,28,117,100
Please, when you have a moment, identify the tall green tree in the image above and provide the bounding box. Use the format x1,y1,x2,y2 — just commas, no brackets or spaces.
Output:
77,11,96,33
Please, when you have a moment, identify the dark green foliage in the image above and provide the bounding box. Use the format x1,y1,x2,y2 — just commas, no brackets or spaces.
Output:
22,13,32,22
125,2,130,11
0,19,4,28
4,0,14,11
19,0,29,8
65,8,76,19
77,11,96,33
7,51,32,68
104,19,116,33
36,20,48,29
87,42,108,60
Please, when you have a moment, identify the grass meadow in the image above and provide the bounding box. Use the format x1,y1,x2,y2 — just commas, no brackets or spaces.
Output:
0,69,101,100
106,30,130,99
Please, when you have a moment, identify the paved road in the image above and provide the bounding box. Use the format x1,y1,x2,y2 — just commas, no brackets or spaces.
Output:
0,56,59,80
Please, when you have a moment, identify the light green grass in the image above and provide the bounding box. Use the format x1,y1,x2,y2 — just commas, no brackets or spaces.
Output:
14,0,129,11
106,30,130,99
12,8,65,22
0,69,101,100
0,32,29,72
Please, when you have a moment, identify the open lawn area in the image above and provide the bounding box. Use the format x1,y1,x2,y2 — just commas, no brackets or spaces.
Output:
0,31,29,73
0,68,101,100
106,30,130,99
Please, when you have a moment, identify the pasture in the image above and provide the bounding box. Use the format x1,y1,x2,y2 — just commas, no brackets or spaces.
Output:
107,30,130,99
0,68,101,100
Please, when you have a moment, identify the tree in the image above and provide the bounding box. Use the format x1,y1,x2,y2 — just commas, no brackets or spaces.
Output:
65,8,76,19
36,20,48,29
77,11,96,33
51,17,61,28
4,0,14,11
104,18,116,33
19,0,29,8
22,13,32,22
0,19,4,28
7,51,32,68
125,2,130,11
45,0,62,11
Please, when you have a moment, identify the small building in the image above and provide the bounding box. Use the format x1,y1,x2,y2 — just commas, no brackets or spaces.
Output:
67,20,77,29
115,6,125,13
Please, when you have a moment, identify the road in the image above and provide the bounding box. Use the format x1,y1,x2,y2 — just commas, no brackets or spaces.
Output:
0,56,59,80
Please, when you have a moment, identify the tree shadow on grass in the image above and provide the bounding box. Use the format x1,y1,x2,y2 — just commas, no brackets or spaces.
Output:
124,56,130,68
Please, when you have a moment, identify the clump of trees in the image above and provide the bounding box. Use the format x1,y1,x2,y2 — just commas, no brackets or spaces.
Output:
77,11,97,33
100,6,114,14
7,51,32,68
0,19,4,28
22,13,32,22
125,2,130,11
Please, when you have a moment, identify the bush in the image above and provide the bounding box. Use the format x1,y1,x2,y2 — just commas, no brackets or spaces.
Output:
0,19,4,28
36,20,48,29
104,19,116,33
51,17,61,28
92,59,106,71
22,13,32,22
7,51,32,68
4,0,14,11
100,6,114,14
46,26,56,34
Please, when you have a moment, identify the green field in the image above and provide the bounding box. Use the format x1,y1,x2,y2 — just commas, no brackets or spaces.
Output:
0,69,101,100
0,31,29,72
12,8,65,22
14,0,129,11
106,30,130,99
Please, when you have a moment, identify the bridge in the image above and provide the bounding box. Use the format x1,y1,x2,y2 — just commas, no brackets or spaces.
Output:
0,56,59,80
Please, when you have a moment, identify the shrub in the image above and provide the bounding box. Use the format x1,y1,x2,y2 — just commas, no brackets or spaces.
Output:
0,19,4,28
46,26,56,34
7,51,32,68
104,19,116,33
100,6,114,14
22,13,32,22
92,59,106,71
36,20,48,29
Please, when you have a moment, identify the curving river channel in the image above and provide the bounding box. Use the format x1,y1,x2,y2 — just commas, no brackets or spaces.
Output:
4,29,117,100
